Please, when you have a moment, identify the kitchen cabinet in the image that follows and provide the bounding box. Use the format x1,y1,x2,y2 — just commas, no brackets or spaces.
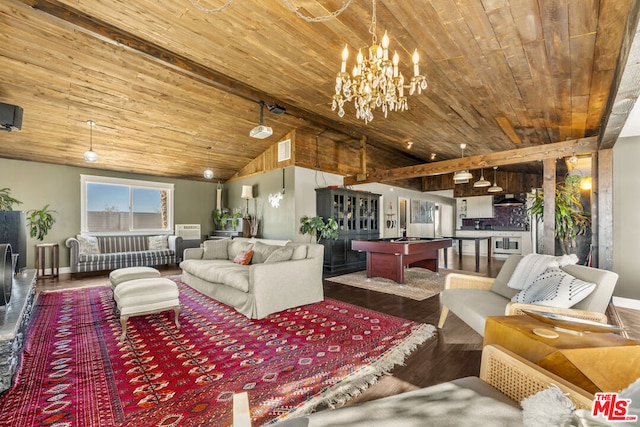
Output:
316,187,381,274
457,196,494,228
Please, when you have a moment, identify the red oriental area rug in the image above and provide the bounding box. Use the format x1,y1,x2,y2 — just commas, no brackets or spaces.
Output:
0,277,435,427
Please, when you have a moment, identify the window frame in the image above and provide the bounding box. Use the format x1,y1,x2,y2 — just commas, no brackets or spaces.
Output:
80,174,174,235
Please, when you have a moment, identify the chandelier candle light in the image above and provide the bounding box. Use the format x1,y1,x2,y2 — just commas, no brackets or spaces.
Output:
332,0,427,123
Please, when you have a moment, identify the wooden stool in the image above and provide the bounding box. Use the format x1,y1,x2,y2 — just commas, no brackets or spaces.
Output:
35,243,59,279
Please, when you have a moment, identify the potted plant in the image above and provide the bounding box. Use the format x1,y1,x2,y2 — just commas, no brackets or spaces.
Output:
528,174,591,256
299,216,339,243
0,188,21,211
26,204,57,241
230,211,243,229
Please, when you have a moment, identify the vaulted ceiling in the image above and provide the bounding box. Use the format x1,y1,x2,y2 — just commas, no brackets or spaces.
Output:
1,0,639,183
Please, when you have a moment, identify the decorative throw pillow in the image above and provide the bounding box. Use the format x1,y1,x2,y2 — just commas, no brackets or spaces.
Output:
148,235,168,250
203,239,230,260
233,249,253,265
511,268,596,308
76,234,99,254
264,246,294,264
507,253,560,290
228,240,254,260
250,241,280,264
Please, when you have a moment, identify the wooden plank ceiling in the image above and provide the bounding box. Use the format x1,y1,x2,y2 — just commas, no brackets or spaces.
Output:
0,0,637,183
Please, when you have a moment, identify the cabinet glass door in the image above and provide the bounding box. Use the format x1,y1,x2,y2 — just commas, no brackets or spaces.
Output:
358,196,369,231
370,197,379,231
345,195,356,231
333,193,345,231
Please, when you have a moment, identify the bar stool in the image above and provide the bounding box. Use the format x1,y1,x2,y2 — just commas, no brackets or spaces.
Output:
35,243,59,279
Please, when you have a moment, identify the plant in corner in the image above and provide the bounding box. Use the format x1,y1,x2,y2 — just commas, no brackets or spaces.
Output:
0,188,22,211
299,216,339,243
528,174,591,255
26,204,57,241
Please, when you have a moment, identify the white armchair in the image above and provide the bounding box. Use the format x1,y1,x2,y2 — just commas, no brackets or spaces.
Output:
438,255,618,336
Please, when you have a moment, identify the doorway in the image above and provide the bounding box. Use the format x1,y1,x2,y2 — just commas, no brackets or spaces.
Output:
399,197,409,237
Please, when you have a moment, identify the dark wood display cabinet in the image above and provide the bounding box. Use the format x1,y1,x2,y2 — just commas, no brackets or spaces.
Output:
316,187,381,274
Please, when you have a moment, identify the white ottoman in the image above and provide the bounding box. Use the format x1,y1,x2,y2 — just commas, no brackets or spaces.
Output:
114,277,180,341
109,266,161,290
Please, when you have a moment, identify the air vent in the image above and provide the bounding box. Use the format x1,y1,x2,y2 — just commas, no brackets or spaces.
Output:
278,139,291,162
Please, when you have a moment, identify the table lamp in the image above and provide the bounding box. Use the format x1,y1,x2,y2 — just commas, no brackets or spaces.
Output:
241,185,253,219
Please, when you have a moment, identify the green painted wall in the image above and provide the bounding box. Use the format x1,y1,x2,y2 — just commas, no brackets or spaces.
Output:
0,158,217,269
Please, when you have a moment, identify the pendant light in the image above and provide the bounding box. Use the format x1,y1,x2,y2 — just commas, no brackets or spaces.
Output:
487,166,503,193
203,146,214,179
453,143,473,183
474,168,491,188
83,120,98,163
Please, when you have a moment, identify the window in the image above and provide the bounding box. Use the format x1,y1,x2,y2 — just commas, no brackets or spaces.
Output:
81,175,174,234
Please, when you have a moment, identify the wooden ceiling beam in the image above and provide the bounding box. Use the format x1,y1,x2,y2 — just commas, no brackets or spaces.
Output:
343,137,598,186
19,0,424,166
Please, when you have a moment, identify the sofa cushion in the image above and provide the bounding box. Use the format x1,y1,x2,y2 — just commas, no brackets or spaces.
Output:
511,268,596,308
77,234,100,254
287,243,308,260
203,239,230,260
148,235,168,250
233,250,253,265
250,241,281,264
264,246,294,263
440,289,509,336
228,240,253,260
490,255,522,300
180,260,250,292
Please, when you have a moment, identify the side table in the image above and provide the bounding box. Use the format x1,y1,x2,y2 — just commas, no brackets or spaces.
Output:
35,243,59,279
483,315,640,394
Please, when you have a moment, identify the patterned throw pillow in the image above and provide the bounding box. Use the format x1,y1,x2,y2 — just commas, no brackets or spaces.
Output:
264,246,294,264
148,235,168,250
511,268,596,308
233,249,254,265
76,235,99,254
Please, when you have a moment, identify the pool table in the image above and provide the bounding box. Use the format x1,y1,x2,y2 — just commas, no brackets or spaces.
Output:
351,237,453,284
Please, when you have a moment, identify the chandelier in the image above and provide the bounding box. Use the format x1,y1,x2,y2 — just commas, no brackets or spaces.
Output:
332,0,427,123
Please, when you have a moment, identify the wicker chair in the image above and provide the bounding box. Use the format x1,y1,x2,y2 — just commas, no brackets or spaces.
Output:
234,344,595,426
438,255,617,336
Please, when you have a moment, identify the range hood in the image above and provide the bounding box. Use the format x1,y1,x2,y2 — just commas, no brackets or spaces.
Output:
493,194,525,207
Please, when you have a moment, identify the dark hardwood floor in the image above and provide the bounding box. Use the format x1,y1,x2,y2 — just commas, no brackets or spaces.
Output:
37,252,640,406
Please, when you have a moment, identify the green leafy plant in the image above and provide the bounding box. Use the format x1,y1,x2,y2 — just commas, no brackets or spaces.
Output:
26,204,57,241
212,210,222,228
231,211,243,229
0,188,22,211
529,174,591,255
299,216,339,243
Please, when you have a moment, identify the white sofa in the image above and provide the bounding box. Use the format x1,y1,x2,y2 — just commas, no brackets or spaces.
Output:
438,254,619,336
180,237,324,319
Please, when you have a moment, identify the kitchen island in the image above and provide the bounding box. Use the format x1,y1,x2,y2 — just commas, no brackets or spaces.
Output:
442,236,491,272
351,237,452,284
